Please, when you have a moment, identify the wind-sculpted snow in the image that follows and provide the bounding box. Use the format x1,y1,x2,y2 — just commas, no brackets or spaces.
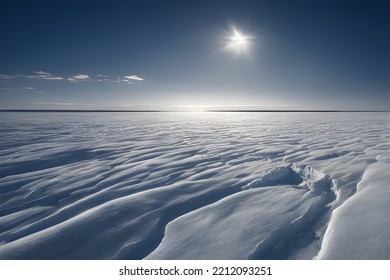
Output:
317,154,390,259
0,112,389,259
147,165,334,259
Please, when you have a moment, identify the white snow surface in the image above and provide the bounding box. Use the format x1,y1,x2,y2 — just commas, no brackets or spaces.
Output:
317,154,390,259
147,165,334,259
0,112,389,259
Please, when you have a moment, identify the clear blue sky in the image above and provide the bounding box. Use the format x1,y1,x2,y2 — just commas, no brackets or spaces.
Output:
0,0,389,110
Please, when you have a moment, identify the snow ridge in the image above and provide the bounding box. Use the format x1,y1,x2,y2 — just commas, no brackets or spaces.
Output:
317,152,390,259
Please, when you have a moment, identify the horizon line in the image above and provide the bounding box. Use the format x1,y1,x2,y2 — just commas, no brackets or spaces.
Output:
0,109,389,113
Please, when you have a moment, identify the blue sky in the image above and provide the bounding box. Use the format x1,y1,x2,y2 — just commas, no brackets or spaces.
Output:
0,0,389,110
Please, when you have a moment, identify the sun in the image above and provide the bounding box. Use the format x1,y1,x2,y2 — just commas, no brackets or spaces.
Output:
231,30,247,45
226,27,252,55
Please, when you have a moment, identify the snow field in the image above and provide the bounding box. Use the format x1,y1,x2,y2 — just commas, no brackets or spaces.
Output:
0,112,389,259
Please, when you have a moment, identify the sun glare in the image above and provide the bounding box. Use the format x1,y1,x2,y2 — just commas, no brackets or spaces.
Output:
231,30,247,45
226,27,252,55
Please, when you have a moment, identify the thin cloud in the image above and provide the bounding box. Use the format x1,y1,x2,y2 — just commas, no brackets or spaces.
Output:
124,75,144,81
73,74,90,80
1,71,144,84
22,87,35,90
26,71,64,80
42,76,64,80
0,74,13,80
34,71,51,76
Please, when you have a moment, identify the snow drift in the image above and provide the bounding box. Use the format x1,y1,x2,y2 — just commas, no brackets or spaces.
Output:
317,154,390,259
146,165,334,259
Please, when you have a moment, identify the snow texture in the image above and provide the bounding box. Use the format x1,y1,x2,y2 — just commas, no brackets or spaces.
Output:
0,112,389,259
317,154,390,259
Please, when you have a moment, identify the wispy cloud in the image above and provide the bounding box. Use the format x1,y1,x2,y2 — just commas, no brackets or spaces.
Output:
73,74,90,80
22,87,35,90
67,74,90,82
43,77,64,80
27,71,64,80
34,71,50,76
124,75,144,81
0,71,144,85
0,74,13,80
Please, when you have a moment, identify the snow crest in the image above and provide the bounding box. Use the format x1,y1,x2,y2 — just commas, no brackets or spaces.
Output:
317,153,390,259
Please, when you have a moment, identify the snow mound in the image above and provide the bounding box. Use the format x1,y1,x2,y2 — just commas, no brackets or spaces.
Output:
242,164,332,194
146,165,334,259
317,154,390,259
241,164,302,189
